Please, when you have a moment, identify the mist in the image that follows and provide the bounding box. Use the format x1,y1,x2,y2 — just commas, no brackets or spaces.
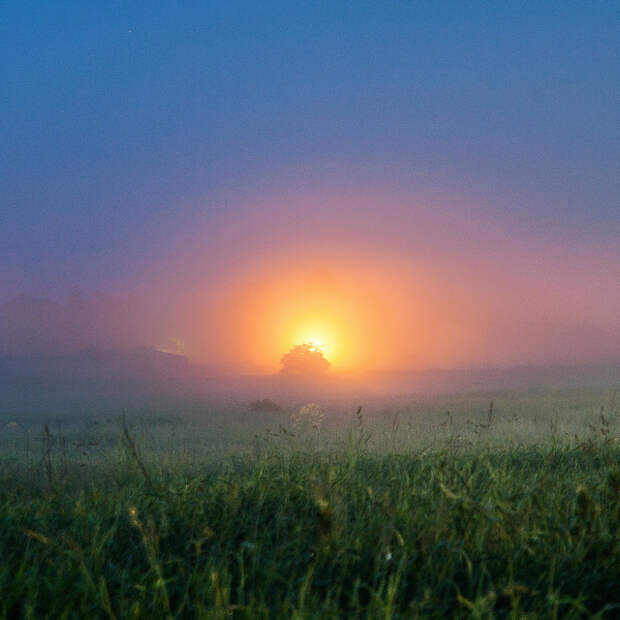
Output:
3,178,619,380
2,1,619,395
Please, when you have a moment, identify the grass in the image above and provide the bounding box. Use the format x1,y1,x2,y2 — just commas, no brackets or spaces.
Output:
1,387,619,618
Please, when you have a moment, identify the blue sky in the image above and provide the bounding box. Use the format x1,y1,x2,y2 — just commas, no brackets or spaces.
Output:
1,2,618,314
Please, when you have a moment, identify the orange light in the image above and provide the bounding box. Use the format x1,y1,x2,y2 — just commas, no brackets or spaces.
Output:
206,252,470,372
213,259,402,372
289,321,340,363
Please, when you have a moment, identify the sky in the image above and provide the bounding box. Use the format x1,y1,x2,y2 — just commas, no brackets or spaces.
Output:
1,1,619,371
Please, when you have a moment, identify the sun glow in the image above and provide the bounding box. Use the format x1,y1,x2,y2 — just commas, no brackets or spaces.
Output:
213,256,424,372
291,326,337,362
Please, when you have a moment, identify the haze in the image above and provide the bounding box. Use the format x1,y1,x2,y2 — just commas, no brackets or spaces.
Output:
2,2,619,374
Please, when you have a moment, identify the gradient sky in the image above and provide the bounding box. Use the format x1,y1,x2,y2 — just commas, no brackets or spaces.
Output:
2,2,619,369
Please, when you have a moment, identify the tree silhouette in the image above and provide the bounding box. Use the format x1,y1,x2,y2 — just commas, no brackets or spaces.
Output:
280,342,331,375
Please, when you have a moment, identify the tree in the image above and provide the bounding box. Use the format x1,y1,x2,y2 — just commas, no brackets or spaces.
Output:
280,342,330,375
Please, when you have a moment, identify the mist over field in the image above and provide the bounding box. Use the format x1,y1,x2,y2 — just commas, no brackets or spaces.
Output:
2,2,620,617
2,185,619,377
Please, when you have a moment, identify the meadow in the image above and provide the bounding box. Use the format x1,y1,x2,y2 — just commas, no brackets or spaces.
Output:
1,386,619,618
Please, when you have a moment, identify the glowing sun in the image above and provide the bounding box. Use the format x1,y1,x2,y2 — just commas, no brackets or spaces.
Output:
290,324,338,362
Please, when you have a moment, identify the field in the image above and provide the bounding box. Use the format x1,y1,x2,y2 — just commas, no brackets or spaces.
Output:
1,387,619,618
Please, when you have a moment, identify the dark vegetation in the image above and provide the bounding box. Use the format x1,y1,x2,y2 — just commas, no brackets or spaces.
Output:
249,399,282,413
0,389,619,617
280,343,331,376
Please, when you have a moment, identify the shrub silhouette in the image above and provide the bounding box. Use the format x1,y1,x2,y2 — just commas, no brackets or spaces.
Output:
249,398,282,412
280,342,330,375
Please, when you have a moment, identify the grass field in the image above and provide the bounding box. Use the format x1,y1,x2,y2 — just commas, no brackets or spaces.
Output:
1,387,619,618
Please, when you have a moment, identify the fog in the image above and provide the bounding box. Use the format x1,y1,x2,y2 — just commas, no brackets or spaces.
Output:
2,3,619,396
2,182,619,392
